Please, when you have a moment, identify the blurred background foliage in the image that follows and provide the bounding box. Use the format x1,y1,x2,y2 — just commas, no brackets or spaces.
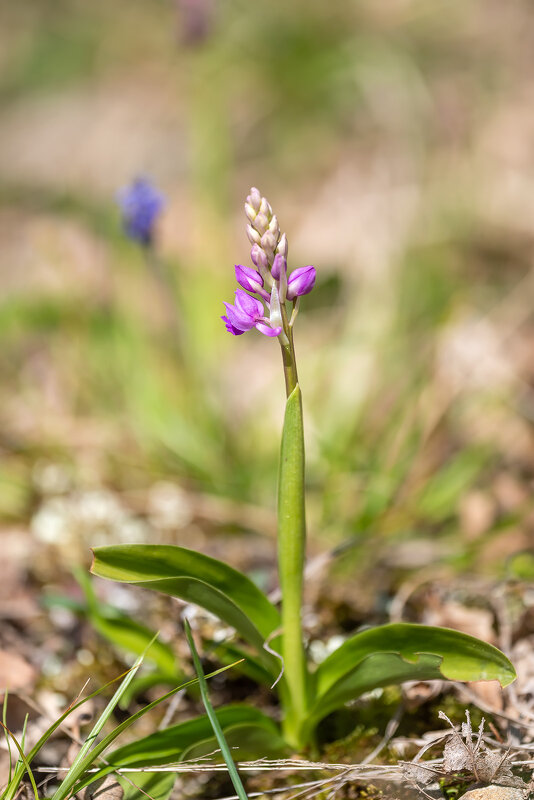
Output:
1,0,534,588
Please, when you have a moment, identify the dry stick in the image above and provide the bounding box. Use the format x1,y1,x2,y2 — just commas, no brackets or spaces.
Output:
215,777,341,800
283,774,345,800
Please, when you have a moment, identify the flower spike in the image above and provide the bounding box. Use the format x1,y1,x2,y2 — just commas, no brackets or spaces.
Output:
221,188,316,343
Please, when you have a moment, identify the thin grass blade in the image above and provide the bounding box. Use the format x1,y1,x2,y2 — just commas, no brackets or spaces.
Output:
51,640,153,800
0,721,39,800
184,619,249,800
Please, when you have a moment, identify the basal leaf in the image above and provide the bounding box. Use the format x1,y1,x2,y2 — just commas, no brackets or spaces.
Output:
90,614,177,677
181,722,288,761
121,770,176,800
310,624,515,724
107,706,279,768
211,640,276,686
91,545,280,660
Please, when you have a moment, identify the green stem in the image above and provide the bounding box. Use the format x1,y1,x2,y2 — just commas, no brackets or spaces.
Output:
277,312,308,748
280,303,298,396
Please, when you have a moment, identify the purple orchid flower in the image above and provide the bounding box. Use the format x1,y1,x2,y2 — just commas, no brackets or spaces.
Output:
222,289,282,338
222,188,317,341
235,265,270,301
286,265,316,300
117,177,165,246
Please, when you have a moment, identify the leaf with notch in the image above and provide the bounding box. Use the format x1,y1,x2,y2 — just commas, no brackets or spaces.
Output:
308,624,516,726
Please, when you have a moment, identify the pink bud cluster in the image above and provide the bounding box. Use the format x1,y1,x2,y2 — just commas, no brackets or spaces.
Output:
221,188,316,339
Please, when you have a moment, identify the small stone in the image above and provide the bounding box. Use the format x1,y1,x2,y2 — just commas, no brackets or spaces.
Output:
461,786,525,800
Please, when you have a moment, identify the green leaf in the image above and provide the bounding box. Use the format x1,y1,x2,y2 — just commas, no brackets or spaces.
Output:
91,545,280,663
210,641,276,686
66,662,241,798
309,623,516,725
121,770,176,800
107,706,280,768
181,722,288,761
118,671,178,709
277,383,309,735
90,614,177,678
74,567,179,678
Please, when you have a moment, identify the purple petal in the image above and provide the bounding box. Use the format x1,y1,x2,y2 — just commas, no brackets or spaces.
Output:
271,254,287,281
223,302,255,331
255,322,282,337
286,265,316,300
234,289,264,319
235,264,264,293
221,315,245,335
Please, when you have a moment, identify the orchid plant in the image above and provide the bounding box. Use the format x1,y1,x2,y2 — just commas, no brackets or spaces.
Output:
91,188,515,761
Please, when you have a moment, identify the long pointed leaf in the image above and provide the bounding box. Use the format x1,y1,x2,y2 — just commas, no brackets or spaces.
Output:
185,620,249,800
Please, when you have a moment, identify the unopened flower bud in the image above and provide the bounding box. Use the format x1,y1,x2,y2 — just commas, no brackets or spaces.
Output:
268,214,279,237
235,264,264,294
269,284,285,337
246,224,261,246
259,197,272,218
244,202,257,223
254,212,269,234
286,265,316,300
246,187,261,213
250,244,269,270
271,253,286,281
261,230,277,253
276,233,288,259
272,253,288,302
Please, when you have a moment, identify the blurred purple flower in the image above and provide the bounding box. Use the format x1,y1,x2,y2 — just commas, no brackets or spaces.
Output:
222,289,281,338
117,177,165,246
286,266,316,300
175,0,215,45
